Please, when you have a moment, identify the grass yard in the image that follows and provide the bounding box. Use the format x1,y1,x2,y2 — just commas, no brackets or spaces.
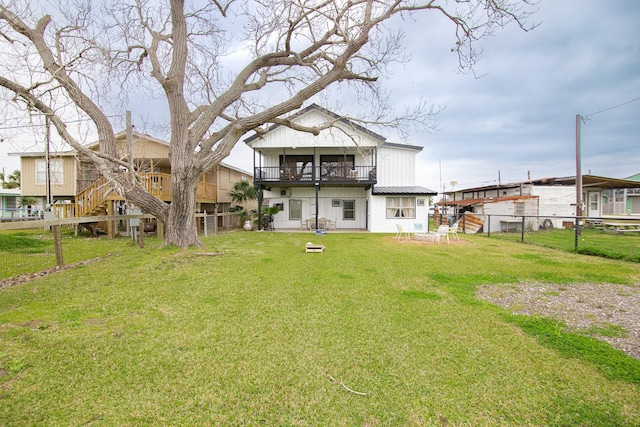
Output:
490,227,640,263
0,228,135,280
1,231,640,426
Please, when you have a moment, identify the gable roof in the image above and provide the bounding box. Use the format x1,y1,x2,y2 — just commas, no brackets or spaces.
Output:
85,131,170,150
381,141,423,152
243,103,388,144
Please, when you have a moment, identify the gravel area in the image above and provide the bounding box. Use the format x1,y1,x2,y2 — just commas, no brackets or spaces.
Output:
477,282,640,360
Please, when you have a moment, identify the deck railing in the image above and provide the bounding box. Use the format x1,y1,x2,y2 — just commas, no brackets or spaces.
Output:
74,173,217,218
254,165,376,184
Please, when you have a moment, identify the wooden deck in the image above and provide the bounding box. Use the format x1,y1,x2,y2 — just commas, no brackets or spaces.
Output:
63,173,217,218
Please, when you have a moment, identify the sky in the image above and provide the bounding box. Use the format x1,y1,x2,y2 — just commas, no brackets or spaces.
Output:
227,0,640,193
2,0,639,194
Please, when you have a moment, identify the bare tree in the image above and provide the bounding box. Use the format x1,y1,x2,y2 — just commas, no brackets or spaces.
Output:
0,0,537,247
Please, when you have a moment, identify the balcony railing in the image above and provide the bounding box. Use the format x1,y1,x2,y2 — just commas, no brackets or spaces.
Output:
254,165,377,184
74,173,217,217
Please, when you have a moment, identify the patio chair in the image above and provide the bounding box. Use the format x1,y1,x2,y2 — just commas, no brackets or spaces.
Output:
395,224,408,240
415,224,450,244
447,221,459,240
317,217,327,230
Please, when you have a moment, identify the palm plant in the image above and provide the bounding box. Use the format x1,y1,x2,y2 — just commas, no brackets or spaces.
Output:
228,179,258,228
1,169,20,189
18,196,38,216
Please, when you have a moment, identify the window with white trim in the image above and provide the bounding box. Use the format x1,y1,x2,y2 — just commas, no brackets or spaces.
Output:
342,200,355,220
386,197,415,218
289,199,302,220
36,159,63,185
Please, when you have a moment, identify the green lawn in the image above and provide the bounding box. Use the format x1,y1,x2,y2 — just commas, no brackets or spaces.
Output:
1,231,639,426
490,227,640,263
0,228,135,280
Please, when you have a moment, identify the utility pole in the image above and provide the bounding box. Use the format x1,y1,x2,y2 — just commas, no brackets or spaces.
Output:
126,110,133,172
575,114,583,249
45,116,52,209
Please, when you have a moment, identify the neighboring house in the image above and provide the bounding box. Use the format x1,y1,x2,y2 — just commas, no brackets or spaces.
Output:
244,104,437,232
13,131,251,229
439,175,640,233
604,173,640,215
0,189,26,221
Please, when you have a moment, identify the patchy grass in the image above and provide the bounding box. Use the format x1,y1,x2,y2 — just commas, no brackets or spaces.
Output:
0,231,639,426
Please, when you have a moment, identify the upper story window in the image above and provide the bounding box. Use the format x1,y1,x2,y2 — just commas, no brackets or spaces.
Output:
279,155,313,180
36,159,63,185
320,155,354,179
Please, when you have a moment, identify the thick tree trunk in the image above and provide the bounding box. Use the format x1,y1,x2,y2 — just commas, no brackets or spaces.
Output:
164,166,202,248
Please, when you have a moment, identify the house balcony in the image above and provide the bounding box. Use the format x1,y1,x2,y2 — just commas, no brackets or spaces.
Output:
253,165,377,187
116,173,217,202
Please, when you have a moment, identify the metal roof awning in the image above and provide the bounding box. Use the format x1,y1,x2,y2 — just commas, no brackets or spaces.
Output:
372,186,438,196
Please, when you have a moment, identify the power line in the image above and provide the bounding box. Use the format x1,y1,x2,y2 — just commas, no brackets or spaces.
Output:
585,96,640,119
0,115,121,131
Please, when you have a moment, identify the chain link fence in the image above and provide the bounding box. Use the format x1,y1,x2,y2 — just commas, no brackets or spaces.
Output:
1,212,244,281
456,213,640,262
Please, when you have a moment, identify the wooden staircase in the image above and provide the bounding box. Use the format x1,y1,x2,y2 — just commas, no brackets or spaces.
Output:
75,178,113,234
68,173,216,234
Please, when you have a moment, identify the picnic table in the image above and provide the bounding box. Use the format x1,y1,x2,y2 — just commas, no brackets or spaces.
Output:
602,222,640,234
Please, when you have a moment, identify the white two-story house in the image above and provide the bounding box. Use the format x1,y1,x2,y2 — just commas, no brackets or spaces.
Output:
244,104,436,232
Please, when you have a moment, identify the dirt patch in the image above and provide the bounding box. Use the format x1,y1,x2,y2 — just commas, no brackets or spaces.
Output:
392,237,470,245
477,282,640,360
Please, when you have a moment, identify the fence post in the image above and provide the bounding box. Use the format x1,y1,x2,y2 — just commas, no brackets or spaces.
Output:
53,225,64,267
521,216,525,242
214,204,218,236
156,219,164,239
462,213,466,234
487,215,491,238
203,211,208,238
138,224,145,248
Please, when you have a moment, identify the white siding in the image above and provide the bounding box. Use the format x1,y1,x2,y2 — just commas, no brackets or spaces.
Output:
531,186,576,228
248,106,428,232
263,186,368,229
369,195,430,233
376,145,417,186
481,198,539,233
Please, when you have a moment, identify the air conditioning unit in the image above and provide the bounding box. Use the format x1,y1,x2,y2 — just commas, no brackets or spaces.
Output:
280,188,291,197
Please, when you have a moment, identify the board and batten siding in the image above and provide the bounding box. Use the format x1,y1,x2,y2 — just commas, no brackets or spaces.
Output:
376,145,417,187
20,155,76,198
368,194,430,233
216,166,251,204
113,139,169,160
264,186,368,230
